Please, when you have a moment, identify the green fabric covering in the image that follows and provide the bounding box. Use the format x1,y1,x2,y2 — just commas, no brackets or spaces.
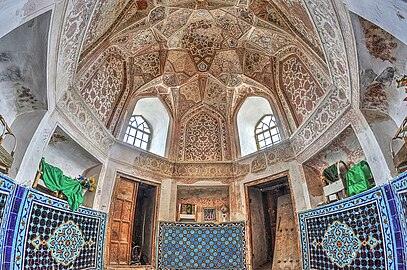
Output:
346,160,374,196
40,158,83,211
322,164,339,183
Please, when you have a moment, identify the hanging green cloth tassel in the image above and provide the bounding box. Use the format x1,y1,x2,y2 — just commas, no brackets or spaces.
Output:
40,158,83,211
346,160,374,196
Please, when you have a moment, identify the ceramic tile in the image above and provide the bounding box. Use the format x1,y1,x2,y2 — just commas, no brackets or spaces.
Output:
157,221,247,270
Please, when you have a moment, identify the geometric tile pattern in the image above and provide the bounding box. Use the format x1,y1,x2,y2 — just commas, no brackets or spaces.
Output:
0,193,7,220
157,221,246,269
17,192,106,270
0,174,16,269
0,172,107,270
298,185,400,270
313,221,378,267
390,171,407,270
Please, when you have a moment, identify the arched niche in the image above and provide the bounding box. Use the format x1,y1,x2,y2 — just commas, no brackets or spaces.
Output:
0,12,51,178
41,126,102,208
119,97,170,157
236,96,284,157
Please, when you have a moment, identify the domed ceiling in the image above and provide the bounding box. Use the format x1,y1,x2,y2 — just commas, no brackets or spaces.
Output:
75,0,333,162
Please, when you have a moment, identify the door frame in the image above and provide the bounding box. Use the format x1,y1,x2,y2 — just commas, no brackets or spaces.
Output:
106,172,161,268
244,171,299,269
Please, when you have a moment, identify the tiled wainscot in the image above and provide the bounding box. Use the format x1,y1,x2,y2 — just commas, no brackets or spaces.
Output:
299,172,407,270
157,221,247,270
0,173,107,270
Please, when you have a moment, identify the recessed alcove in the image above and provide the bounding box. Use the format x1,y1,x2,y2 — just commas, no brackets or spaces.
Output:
176,185,230,222
40,126,102,208
0,11,51,178
302,126,367,207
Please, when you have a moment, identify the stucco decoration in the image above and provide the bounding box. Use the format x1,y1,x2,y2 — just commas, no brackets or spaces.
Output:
77,3,332,136
132,153,250,180
82,0,130,51
79,53,126,124
265,140,294,165
251,153,267,173
57,87,114,153
180,111,226,162
290,0,354,154
279,55,326,124
304,126,365,175
69,0,358,161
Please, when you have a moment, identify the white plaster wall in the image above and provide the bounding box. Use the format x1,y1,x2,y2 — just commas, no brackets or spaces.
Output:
237,97,277,157
42,127,101,178
344,0,407,46
0,0,56,39
5,110,46,178
132,98,170,157
0,11,50,124
351,12,407,127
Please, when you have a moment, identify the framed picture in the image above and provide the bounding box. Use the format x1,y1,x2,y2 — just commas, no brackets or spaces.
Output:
203,208,216,221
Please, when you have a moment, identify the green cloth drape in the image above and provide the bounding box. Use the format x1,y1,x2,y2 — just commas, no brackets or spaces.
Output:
40,158,83,211
346,160,374,196
322,164,339,183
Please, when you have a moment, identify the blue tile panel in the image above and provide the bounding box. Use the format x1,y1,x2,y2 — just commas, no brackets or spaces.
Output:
391,172,407,270
299,171,407,270
157,221,247,270
0,173,107,270
0,174,16,268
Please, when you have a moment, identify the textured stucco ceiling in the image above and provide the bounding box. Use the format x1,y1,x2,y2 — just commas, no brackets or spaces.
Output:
74,0,333,161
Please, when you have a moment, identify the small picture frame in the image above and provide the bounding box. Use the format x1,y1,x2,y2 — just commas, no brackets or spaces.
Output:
203,208,216,221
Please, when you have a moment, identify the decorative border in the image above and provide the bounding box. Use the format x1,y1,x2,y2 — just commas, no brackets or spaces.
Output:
11,188,107,270
0,174,16,268
298,185,399,270
0,173,107,270
157,221,247,270
390,171,407,269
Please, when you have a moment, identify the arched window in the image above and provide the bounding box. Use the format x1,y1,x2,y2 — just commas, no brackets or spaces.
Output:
123,115,151,150
255,114,281,149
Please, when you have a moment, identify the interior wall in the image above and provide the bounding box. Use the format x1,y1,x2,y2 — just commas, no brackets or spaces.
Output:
303,126,366,207
0,11,50,124
351,13,407,176
0,11,51,178
343,0,407,46
3,110,46,177
237,96,278,157
351,12,407,126
82,164,102,208
177,185,229,222
42,127,102,179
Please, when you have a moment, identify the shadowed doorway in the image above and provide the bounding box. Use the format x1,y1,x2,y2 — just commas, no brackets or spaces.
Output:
107,175,159,268
246,175,301,270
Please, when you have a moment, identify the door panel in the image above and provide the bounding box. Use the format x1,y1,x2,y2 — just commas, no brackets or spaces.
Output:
108,177,139,265
271,194,301,270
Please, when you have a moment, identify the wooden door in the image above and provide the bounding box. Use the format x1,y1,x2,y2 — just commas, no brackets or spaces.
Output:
108,177,139,265
271,194,301,270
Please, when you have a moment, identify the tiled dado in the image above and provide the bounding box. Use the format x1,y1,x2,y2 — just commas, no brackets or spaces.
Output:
299,172,407,270
157,221,247,270
0,173,107,270
391,172,407,269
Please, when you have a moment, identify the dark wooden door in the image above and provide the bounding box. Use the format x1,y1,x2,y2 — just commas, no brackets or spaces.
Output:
108,177,139,265
271,194,301,270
